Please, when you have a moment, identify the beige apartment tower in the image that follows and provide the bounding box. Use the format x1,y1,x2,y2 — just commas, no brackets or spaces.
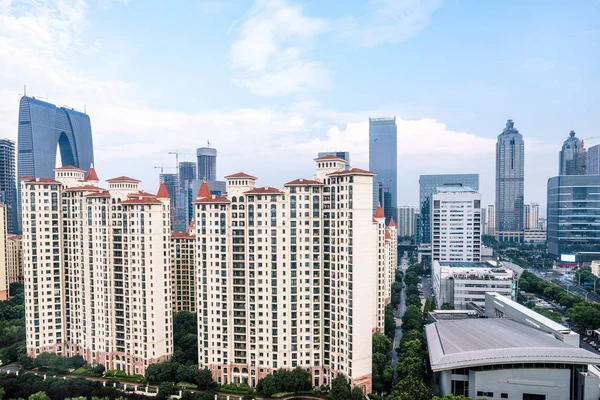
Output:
0,203,7,300
6,234,23,287
22,166,173,375
172,221,197,312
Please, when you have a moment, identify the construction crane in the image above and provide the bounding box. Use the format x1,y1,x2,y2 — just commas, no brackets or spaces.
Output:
154,165,176,174
580,136,600,174
168,150,193,169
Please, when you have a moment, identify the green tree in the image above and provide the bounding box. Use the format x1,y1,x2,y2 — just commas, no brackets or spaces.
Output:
441,302,454,310
28,393,50,400
384,305,396,339
330,374,351,400
372,332,391,354
351,386,364,400
157,382,176,400
194,368,215,389
390,376,432,400
567,303,600,331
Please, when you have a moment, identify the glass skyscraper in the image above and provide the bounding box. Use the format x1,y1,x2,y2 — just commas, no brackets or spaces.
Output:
419,174,479,243
0,139,17,233
369,117,397,224
559,130,584,175
161,173,179,230
197,147,217,181
547,175,600,259
178,161,197,227
495,119,524,242
586,144,600,175
318,151,350,169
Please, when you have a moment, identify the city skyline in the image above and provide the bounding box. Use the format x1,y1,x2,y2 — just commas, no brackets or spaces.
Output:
0,1,598,213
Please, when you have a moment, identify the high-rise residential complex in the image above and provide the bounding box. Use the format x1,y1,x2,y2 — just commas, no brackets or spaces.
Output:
6,234,23,287
0,204,7,300
369,117,397,225
559,131,584,175
197,147,217,181
22,166,173,374
431,186,481,262
171,222,196,312
486,205,496,236
547,175,600,261
398,206,416,237
0,139,17,233
586,144,600,175
194,155,396,393
495,120,524,242
317,152,350,170
419,174,479,243
524,202,540,230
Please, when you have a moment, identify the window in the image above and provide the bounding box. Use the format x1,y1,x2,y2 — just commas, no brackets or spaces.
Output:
501,394,508,399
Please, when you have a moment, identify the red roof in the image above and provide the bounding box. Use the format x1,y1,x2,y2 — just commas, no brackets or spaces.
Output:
374,205,385,219
193,196,230,204
285,178,323,186
388,217,396,228
314,154,346,161
121,197,162,205
64,185,103,192
55,165,84,171
224,172,257,180
24,178,61,184
245,186,283,194
385,230,391,240
172,232,195,239
197,181,211,198
106,176,141,183
85,190,111,198
157,183,170,198
86,166,99,181
328,168,376,176
131,190,155,197
18,175,33,181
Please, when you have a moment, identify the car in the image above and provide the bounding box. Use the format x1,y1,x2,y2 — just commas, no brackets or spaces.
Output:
591,341,597,346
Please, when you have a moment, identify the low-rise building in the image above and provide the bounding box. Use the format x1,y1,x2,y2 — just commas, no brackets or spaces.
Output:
432,260,516,309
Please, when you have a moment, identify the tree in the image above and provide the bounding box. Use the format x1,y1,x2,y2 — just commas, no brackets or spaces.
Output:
567,303,600,331
351,386,364,400
441,302,454,310
91,364,105,375
330,374,351,400
372,332,391,354
390,376,432,400
194,368,216,389
28,393,50,400
157,382,176,400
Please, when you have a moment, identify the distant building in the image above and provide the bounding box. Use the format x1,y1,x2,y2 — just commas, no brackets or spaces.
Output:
592,261,600,278
559,130,584,175
524,202,540,230
547,175,600,260
369,117,397,224
432,260,516,310
486,205,496,236
0,204,7,300
586,144,600,175
419,174,479,243
0,139,17,233
496,119,524,242
6,234,23,287
160,173,179,230
318,151,350,169
398,205,416,237
178,161,197,227
524,229,546,244
197,147,217,181
431,186,481,262
171,223,196,312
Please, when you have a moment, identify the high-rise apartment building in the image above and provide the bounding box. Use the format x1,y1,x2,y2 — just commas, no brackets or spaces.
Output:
496,120,524,242
547,175,600,260
22,166,173,374
197,147,217,181
369,117,397,225
171,222,196,313
0,139,17,233
6,234,23,287
398,206,416,237
419,174,479,243
559,131,584,176
0,204,7,300
486,205,496,236
431,186,481,262
524,202,540,230
194,155,396,394
317,152,350,170
586,144,600,175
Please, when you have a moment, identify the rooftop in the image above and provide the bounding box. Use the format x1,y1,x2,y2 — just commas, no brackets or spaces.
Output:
435,185,476,193
426,318,600,372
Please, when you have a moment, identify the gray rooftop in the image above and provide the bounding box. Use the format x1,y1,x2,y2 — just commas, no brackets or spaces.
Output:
426,318,600,372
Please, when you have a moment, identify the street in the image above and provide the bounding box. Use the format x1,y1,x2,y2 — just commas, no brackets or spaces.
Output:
389,255,409,384
530,268,600,303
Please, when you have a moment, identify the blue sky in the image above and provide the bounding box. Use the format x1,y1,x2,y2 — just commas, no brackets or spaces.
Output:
0,0,598,213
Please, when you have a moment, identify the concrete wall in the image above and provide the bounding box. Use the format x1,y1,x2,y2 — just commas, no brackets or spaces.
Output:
468,368,570,400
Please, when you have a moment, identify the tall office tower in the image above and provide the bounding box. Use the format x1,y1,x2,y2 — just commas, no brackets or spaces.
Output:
369,117,397,225
419,174,479,243
524,202,540,230
547,175,600,261
317,152,350,170
398,205,416,237
413,211,421,243
194,155,389,394
480,208,487,235
486,205,496,236
559,131,584,175
197,147,217,181
22,167,173,374
431,186,481,262
586,144,600,175
0,139,17,233
0,204,7,300
6,234,23,286
160,173,179,230
178,161,197,228
496,119,525,242
171,222,196,312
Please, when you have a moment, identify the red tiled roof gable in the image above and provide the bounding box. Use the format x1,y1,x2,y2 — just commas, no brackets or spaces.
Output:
314,154,346,161
374,205,385,219
25,178,61,184
285,178,323,186
85,191,111,198
55,165,84,171
157,183,170,198
193,196,230,204
86,166,99,181
106,176,141,183
64,185,104,192
245,186,283,194
120,197,162,205
224,172,257,180
388,217,396,228
197,181,211,198
328,168,376,176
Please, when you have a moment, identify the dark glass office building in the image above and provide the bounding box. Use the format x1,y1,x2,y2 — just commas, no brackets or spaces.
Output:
419,174,479,243
547,175,600,260
559,131,584,176
0,139,17,233
369,117,397,224
496,120,524,242
161,173,179,230
197,147,217,181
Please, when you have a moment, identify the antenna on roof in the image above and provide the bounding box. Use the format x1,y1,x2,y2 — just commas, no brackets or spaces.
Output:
207,140,211,148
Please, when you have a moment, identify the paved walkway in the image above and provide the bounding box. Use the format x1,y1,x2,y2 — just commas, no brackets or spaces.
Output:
388,257,408,384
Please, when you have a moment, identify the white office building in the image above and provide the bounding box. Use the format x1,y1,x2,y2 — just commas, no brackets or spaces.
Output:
397,205,416,237
524,202,540,230
431,186,481,262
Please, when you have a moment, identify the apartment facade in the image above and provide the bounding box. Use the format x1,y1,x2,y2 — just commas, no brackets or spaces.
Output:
194,155,393,394
22,166,173,375
6,234,23,286
431,187,481,262
397,206,416,238
0,203,7,300
172,222,196,312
